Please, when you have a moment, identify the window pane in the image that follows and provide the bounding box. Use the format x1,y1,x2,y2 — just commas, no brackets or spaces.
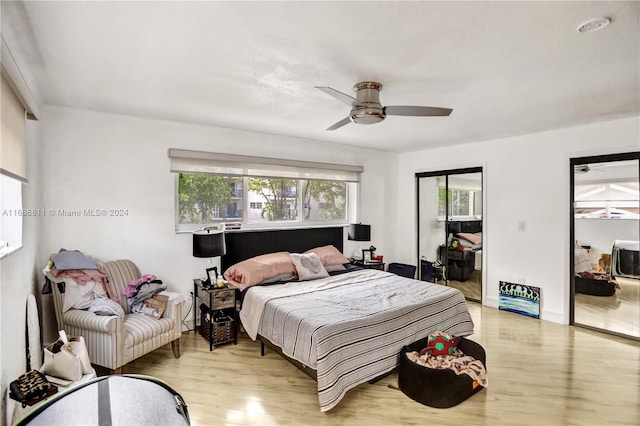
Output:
176,173,351,230
451,189,470,216
438,187,448,216
1,174,23,254
178,174,243,224
301,180,347,221
248,178,298,222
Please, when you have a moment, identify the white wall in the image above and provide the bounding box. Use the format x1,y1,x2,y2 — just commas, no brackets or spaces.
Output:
0,118,42,425
37,106,394,335
394,116,639,324
575,218,639,268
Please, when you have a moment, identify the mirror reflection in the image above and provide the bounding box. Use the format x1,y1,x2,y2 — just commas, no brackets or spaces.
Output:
573,157,639,338
417,170,483,301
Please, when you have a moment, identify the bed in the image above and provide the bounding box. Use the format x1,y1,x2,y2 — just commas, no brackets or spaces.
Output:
222,227,475,412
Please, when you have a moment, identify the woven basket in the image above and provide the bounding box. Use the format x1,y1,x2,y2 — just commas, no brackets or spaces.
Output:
200,313,234,345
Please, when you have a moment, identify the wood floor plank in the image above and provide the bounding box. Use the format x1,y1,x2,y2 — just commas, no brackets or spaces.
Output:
119,302,640,426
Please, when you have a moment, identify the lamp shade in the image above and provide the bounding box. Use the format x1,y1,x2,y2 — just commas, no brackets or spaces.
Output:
348,223,371,241
193,229,226,258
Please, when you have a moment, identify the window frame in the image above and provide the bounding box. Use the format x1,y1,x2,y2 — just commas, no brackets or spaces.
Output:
174,173,356,233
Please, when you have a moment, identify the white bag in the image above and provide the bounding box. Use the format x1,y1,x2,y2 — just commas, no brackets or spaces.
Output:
65,332,92,375
42,330,92,381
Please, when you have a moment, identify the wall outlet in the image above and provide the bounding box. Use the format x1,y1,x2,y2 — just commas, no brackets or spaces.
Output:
518,221,526,231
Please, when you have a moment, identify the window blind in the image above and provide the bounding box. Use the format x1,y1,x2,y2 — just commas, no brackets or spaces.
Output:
168,149,363,182
1,73,27,183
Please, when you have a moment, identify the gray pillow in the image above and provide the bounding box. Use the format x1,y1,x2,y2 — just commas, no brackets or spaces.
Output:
52,249,98,271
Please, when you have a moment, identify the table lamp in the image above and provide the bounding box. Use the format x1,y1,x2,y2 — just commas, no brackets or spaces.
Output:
193,228,226,286
348,223,371,260
348,223,371,242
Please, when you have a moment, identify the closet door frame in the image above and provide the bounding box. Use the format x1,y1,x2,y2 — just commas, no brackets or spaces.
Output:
569,151,640,340
416,167,483,295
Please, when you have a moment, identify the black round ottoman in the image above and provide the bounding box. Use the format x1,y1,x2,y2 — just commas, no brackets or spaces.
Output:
398,336,486,408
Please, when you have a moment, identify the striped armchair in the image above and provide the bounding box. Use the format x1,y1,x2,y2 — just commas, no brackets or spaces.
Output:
51,259,182,374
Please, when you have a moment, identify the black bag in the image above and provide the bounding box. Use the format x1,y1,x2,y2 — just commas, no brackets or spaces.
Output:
9,370,58,407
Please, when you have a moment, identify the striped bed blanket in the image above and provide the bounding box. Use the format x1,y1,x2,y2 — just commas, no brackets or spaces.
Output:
240,269,474,411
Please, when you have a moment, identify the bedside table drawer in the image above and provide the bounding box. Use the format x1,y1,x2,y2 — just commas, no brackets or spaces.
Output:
213,289,235,309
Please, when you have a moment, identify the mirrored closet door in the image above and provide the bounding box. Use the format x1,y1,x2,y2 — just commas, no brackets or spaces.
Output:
571,152,640,339
417,168,483,301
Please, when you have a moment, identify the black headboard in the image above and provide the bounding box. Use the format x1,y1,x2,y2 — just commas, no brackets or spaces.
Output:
448,220,482,234
221,227,344,270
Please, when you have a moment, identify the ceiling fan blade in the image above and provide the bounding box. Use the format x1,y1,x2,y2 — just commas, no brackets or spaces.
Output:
326,116,352,131
385,105,453,117
316,86,365,107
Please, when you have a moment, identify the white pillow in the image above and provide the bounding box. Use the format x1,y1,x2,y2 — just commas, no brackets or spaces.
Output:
290,253,329,281
574,249,591,274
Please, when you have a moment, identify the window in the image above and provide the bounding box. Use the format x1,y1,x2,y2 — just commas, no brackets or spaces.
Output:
178,175,349,228
170,149,361,232
177,174,243,224
248,178,298,222
1,72,32,256
0,174,23,256
438,188,481,218
436,174,482,219
302,180,347,221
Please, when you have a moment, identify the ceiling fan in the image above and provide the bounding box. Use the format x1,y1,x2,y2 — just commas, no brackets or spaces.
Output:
315,81,453,131
574,164,611,174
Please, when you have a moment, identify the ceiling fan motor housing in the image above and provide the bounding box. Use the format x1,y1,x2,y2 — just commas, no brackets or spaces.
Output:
351,81,385,124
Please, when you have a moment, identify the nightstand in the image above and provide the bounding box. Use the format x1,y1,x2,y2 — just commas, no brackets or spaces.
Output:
193,279,237,351
351,260,386,271
438,246,475,282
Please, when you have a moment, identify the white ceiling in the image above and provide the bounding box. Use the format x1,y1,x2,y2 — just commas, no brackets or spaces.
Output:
3,1,639,152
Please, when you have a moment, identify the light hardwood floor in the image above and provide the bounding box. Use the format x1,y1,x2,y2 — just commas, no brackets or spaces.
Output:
446,269,482,301
121,303,640,426
574,277,639,337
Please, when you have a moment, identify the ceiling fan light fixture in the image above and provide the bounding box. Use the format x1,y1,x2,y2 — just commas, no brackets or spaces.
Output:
577,17,611,33
351,107,385,125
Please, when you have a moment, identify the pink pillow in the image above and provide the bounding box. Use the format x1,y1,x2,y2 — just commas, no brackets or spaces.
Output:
304,245,349,266
223,252,297,292
457,232,482,245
